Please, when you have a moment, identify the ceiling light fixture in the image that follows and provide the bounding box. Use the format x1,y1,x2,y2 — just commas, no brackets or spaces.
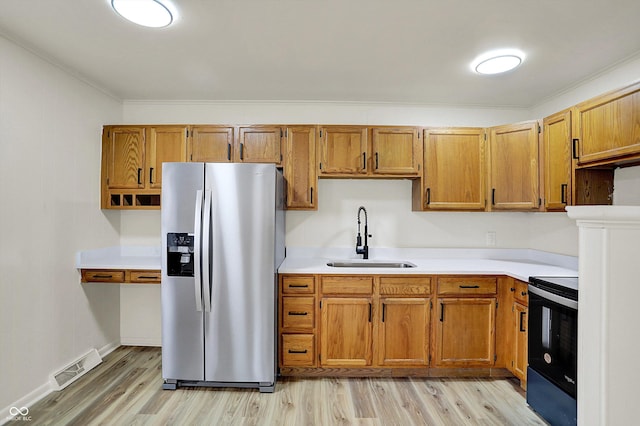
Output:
111,0,174,28
471,49,525,75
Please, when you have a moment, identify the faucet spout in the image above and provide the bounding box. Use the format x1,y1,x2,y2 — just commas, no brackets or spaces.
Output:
356,206,371,259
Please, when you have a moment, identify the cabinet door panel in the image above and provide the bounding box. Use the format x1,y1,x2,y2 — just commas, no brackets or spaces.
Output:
489,122,540,210
378,298,430,366
107,127,145,189
318,126,368,175
148,126,187,189
238,126,282,164
371,127,420,175
513,303,528,384
424,128,485,210
574,83,640,164
284,126,317,209
190,126,234,163
320,298,372,366
543,110,572,210
434,298,496,367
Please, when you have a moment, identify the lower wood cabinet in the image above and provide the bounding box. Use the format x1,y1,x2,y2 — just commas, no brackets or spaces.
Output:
279,273,520,379
508,279,529,388
434,297,496,367
279,275,317,368
319,297,373,367
512,302,528,383
378,297,430,366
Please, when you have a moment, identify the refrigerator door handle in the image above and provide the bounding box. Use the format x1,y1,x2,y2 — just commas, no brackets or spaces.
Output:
193,190,204,312
202,189,213,313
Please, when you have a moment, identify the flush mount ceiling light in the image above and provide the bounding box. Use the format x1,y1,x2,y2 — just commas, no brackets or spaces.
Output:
471,49,525,75
111,0,174,28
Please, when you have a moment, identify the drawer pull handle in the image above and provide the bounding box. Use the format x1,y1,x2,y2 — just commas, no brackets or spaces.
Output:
459,285,480,289
137,276,158,279
521,291,527,296
288,311,308,316
289,284,309,288
93,274,113,279
288,349,308,354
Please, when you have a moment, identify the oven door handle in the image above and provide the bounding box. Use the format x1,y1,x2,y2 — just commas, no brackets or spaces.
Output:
528,284,578,310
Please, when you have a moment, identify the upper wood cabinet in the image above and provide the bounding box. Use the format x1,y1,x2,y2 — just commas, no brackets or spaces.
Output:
573,81,640,165
542,110,572,210
104,126,145,190
101,125,187,209
414,127,486,211
371,127,421,176
148,126,188,189
317,126,368,175
189,126,234,163
284,126,317,210
317,126,422,177
488,121,541,211
238,125,283,165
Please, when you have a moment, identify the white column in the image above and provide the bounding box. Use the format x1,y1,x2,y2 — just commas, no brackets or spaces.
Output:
566,206,640,426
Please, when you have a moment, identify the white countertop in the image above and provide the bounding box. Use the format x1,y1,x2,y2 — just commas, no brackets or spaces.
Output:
279,247,578,282
76,246,578,282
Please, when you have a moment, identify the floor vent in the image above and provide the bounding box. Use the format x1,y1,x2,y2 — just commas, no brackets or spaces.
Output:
49,349,102,391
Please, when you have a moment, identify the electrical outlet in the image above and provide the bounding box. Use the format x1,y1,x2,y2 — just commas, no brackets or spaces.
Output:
486,231,496,247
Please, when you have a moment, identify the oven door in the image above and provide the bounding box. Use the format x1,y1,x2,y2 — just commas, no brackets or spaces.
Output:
527,286,578,398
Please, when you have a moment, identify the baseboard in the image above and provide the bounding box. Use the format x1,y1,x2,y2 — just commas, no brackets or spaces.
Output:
98,340,121,358
0,381,49,425
0,339,120,426
120,337,161,347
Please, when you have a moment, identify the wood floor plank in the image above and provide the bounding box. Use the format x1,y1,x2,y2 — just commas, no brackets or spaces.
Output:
19,347,548,425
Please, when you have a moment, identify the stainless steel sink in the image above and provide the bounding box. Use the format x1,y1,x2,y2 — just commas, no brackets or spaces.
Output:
326,260,416,268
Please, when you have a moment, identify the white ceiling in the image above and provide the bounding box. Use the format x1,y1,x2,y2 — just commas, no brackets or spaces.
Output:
1,0,639,107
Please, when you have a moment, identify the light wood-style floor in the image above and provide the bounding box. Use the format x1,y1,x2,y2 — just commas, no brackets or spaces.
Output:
18,346,547,425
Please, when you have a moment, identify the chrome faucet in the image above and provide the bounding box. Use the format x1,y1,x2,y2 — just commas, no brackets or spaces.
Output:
356,206,372,259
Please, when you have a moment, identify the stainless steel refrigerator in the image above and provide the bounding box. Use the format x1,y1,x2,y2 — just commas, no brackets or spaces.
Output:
161,162,285,393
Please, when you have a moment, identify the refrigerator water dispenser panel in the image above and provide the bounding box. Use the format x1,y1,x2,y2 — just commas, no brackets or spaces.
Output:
167,233,195,277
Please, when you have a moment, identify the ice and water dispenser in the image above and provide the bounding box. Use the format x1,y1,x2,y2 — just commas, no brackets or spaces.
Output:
166,233,194,277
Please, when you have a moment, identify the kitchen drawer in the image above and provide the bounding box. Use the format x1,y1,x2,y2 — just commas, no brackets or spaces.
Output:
379,276,431,295
282,297,315,330
437,277,497,295
129,270,161,284
81,269,125,283
282,275,315,294
514,280,529,305
321,276,373,295
281,334,315,367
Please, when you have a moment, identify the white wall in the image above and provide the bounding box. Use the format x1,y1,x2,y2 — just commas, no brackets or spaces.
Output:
530,53,640,118
614,166,640,205
0,36,122,412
